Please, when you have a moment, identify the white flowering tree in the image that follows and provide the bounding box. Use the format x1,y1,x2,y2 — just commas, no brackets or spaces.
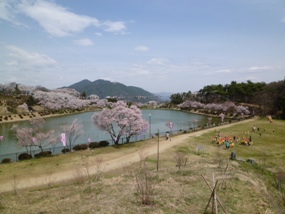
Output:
18,103,29,113
11,118,56,154
92,101,149,145
33,89,90,110
192,119,199,130
178,100,250,115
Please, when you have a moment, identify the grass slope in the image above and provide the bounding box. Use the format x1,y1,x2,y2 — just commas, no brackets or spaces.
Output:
0,118,285,213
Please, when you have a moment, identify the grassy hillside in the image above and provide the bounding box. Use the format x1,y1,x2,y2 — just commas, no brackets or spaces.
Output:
0,118,285,213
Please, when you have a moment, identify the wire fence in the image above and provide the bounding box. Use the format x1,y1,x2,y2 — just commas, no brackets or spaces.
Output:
0,119,243,163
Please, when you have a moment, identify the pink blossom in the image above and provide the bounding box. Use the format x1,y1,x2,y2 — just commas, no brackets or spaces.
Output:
92,101,148,145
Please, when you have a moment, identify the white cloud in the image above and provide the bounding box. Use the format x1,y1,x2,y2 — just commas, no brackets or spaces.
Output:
248,66,273,71
131,64,150,75
74,38,94,46
102,21,126,34
134,45,149,52
0,0,15,22
206,69,232,75
1,0,128,37
94,32,102,36
18,0,100,37
6,45,58,68
0,0,24,26
147,58,168,65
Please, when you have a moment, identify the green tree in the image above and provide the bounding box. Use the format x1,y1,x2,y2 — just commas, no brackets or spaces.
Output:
170,91,192,104
81,91,86,98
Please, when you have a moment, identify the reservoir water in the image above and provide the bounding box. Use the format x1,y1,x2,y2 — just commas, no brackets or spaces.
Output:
0,109,210,160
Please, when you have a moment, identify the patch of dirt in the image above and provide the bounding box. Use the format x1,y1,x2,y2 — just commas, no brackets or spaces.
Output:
0,118,256,192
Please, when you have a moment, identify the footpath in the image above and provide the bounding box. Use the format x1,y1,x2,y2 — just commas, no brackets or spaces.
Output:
0,118,256,192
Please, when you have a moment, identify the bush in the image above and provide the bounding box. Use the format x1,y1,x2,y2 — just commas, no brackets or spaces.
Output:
34,151,52,158
73,144,88,151
79,144,88,150
89,142,99,149
1,158,11,164
62,148,70,153
73,145,81,151
18,153,32,161
99,140,110,147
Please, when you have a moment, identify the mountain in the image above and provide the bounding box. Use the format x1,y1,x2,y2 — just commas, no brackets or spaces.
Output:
66,79,155,101
154,92,172,101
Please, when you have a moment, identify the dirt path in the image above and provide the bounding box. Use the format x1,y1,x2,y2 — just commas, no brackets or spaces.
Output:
0,118,255,192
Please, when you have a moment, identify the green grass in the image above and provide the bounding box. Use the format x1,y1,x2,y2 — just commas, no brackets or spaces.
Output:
0,117,285,213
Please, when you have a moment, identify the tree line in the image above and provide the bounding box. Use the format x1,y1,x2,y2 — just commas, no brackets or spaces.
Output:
170,80,285,119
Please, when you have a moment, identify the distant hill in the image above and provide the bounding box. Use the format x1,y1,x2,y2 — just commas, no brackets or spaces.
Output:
65,79,156,101
154,92,171,101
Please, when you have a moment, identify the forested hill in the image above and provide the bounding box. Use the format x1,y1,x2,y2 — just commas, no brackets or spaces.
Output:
66,79,155,100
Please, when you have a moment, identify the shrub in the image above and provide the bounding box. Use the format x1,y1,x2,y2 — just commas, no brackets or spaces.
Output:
73,145,81,151
1,158,11,164
73,144,88,151
134,167,155,205
174,152,187,170
99,140,109,147
34,151,52,158
62,148,70,153
79,144,88,150
89,142,99,149
18,153,32,161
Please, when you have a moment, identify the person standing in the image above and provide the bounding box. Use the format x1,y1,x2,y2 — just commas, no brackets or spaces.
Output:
225,140,229,149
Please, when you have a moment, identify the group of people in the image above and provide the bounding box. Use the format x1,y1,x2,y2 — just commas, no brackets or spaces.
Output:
212,134,235,149
212,131,254,149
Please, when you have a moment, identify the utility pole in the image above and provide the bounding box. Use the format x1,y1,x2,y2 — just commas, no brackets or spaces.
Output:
157,129,159,171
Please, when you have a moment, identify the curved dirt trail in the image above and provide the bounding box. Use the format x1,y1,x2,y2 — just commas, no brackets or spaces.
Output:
0,119,255,192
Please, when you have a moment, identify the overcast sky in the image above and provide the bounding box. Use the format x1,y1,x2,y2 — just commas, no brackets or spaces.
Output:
0,0,284,93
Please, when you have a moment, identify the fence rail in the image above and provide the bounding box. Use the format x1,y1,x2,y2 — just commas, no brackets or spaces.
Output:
0,119,242,163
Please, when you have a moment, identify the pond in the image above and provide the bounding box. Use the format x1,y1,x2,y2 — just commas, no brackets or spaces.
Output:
0,109,213,161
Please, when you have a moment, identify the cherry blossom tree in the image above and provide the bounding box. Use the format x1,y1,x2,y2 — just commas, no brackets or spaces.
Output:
208,117,212,125
178,100,250,115
148,101,157,108
12,126,34,154
219,113,225,122
89,94,100,104
61,119,84,150
192,119,199,130
33,130,55,152
18,103,29,113
92,101,149,145
11,118,56,154
92,99,109,109
32,89,90,110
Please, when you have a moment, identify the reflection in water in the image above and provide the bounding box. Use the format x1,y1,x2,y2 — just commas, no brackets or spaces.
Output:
0,110,210,156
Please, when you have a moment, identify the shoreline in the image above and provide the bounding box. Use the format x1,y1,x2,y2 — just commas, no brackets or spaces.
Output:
0,107,247,125
0,117,257,192
0,109,95,124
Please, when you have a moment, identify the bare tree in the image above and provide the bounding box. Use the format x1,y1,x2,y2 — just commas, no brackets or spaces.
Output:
94,157,104,181
11,175,20,195
61,119,84,150
174,152,187,170
133,167,155,205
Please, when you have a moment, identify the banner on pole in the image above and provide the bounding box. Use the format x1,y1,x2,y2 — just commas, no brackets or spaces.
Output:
61,133,66,147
